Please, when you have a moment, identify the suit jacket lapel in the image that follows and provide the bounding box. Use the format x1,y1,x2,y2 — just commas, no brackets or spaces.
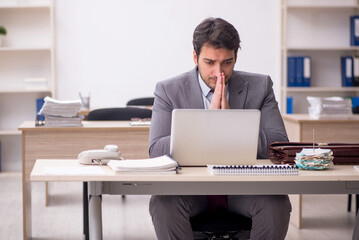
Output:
181,68,204,109
228,73,248,109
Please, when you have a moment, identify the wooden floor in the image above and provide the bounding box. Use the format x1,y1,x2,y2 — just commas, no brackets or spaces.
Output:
0,172,356,240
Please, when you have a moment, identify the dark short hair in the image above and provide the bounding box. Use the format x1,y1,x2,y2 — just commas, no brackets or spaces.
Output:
193,18,240,59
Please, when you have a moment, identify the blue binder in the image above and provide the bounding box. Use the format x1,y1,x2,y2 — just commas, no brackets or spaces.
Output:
351,16,359,46
302,56,311,87
287,57,296,87
341,56,353,87
36,98,45,121
352,97,359,110
295,57,303,87
287,96,293,114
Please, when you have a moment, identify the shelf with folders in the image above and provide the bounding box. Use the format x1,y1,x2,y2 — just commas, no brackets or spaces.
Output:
281,0,359,114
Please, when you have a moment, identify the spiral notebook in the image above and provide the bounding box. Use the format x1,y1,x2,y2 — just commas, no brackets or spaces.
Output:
207,164,298,175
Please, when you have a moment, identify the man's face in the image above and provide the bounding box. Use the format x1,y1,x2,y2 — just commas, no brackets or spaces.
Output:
193,43,236,89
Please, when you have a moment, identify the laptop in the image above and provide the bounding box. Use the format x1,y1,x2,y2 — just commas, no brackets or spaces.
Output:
170,109,261,166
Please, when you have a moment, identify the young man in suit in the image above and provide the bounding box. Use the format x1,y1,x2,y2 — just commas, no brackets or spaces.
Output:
148,17,291,240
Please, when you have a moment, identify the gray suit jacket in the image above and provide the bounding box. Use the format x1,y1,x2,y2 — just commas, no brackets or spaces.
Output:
149,67,288,159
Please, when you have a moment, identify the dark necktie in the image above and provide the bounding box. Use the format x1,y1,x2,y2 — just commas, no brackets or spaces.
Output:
207,195,227,212
207,88,225,210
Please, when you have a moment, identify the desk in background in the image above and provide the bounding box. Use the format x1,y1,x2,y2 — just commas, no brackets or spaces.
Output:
31,159,359,240
18,121,150,240
282,114,359,143
282,114,359,228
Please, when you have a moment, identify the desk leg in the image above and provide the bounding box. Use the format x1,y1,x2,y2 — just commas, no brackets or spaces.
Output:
23,181,32,240
84,182,89,240
353,209,359,240
88,182,103,240
289,195,302,229
45,182,49,206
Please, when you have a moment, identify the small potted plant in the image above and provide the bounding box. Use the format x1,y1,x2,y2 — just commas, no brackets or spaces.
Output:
0,26,7,46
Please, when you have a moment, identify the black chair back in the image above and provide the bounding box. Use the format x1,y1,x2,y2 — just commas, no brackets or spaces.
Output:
87,107,152,121
126,97,154,106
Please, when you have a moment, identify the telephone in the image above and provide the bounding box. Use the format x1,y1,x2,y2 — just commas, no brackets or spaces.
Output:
78,145,123,165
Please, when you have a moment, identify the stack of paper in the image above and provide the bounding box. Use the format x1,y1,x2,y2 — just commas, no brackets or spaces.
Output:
108,155,178,174
295,148,334,170
307,96,352,119
43,115,83,127
39,96,82,127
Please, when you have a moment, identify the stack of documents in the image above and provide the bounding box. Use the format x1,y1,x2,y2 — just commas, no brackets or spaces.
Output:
307,96,353,119
39,96,82,127
108,155,178,174
295,148,334,170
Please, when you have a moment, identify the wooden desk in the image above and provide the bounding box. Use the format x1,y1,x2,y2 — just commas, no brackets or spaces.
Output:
282,114,359,143
282,114,359,228
31,159,359,240
18,121,150,240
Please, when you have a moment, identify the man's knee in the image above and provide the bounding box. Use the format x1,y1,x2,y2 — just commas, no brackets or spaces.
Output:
253,195,291,240
272,195,292,213
260,195,292,218
251,195,291,216
150,196,183,219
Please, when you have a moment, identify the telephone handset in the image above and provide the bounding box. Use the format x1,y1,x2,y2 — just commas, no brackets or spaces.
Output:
78,144,123,165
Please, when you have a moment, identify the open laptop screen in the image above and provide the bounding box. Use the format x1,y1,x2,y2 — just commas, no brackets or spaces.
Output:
170,109,261,167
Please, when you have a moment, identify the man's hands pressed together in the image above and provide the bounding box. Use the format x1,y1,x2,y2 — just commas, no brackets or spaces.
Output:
210,72,230,110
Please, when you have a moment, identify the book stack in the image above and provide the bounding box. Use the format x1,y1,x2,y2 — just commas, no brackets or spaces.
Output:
39,96,82,127
307,96,353,119
107,155,178,174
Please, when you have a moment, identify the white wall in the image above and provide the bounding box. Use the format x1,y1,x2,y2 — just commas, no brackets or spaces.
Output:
55,0,281,109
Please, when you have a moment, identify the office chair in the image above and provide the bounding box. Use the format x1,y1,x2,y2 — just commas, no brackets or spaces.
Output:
87,107,152,121
191,210,252,240
126,97,154,106
84,107,152,240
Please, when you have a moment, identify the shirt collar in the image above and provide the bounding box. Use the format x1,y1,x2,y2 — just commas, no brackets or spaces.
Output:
198,72,212,97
